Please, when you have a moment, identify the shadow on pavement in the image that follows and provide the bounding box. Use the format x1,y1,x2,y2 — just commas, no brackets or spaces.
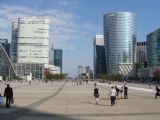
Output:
80,101,110,106
0,105,79,120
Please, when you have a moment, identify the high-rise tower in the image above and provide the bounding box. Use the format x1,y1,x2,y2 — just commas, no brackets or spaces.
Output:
93,35,107,78
104,12,136,76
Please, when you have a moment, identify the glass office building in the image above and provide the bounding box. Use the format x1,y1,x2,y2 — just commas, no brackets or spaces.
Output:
104,12,136,75
137,42,147,63
93,35,107,78
54,49,63,73
10,21,18,63
147,28,160,67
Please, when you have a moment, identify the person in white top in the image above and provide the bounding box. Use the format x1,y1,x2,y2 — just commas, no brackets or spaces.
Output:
109,86,117,106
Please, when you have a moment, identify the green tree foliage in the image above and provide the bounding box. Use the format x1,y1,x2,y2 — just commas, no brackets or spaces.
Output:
101,74,123,81
46,73,53,80
153,70,160,84
45,72,65,81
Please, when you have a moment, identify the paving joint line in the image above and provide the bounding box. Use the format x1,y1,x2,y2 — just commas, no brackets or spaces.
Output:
0,82,66,120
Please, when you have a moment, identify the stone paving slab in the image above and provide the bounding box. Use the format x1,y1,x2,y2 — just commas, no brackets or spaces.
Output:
1,81,160,120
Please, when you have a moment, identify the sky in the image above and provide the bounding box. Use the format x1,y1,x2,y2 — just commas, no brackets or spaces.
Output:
0,0,160,76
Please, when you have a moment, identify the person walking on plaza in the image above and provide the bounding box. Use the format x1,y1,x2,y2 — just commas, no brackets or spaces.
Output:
4,84,13,108
109,86,117,106
94,83,99,104
124,85,128,99
115,86,120,99
155,85,160,99
120,87,124,99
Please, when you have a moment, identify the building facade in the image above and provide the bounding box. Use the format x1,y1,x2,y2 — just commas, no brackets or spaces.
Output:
10,21,18,63
93,35,107,78
0,43,16,80
17,17,50,65
78,66,83,78
147,28,160,67
14,63,43,80
137,42,147,63
104,12,136,76
54,49,62,73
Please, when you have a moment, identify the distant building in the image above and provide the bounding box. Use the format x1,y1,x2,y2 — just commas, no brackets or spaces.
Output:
78,66,83,78
147,28,160,67
49,45,54,64
137,42,147,63
10,21,18,63
54,49,63,73
78,66,93,79
0,39,10,57
104,12,136,76
93,35,107,78
48,65,61,74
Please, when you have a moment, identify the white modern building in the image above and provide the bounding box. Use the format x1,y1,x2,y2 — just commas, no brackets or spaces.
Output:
48,65,61,74
17,16,50,65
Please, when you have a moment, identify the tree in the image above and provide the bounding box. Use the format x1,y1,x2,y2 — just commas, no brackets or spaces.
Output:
101,74,123,81
46,73,53,81
153,70,160,84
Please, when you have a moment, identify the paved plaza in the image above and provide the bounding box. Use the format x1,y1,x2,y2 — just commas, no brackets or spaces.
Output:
0,81,160,120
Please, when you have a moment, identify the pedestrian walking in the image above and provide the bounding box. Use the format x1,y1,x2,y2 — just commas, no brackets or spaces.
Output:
120,87,124,99
86,79,88,84
109,86,117,106
4,84,13,108
155,85,160,99
115,86,120,99
94,83,99,104
124,85,128,99
148,82,151,89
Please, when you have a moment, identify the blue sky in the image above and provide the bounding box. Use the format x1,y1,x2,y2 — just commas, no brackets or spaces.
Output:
0,0,160,76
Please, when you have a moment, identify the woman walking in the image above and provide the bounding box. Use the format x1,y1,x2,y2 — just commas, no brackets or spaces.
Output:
94,83,99,104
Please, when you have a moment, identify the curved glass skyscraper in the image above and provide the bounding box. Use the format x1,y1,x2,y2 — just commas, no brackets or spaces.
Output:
104,12,136,75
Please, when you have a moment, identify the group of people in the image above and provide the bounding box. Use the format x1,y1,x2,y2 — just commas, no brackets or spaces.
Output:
94,83,128,106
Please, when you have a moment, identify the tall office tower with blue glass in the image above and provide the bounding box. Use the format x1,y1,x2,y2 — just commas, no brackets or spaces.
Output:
93,35,107,78
147,28,160,67
104,12,137,76
54,49,63,73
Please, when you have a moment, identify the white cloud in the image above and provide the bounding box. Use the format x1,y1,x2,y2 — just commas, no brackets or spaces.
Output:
0,4,80,49
0,4,99,49
0,31,9,39
58,0,77,6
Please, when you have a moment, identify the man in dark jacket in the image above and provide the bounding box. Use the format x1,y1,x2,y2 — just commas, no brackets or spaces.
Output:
124,85,128,99
4,84,13,108
155,85,160,99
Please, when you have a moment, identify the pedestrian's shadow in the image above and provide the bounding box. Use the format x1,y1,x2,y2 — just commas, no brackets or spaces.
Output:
100,98,110,101
80,101,111,106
